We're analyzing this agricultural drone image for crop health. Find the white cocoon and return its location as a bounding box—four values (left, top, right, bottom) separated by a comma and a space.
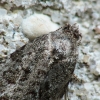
22, 13, 59, 40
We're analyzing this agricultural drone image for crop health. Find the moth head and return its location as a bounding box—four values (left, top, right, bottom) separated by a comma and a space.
63, 23, 82, 45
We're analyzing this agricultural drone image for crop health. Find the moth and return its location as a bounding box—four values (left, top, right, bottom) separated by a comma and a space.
0, 23, 81, 100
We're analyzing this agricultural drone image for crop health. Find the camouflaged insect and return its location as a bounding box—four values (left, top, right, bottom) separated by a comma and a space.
0, 23, 81, 100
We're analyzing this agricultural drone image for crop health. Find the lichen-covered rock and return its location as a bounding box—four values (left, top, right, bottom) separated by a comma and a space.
0, 24, 81, 100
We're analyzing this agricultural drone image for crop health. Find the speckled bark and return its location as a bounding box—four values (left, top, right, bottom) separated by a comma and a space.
0, 24, 81, 100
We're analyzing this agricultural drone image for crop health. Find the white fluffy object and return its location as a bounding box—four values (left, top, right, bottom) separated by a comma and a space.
22, 13, 59, 40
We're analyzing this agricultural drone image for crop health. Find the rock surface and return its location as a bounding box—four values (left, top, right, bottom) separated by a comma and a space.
22, 13, 59, 41
0, 0, 100, 100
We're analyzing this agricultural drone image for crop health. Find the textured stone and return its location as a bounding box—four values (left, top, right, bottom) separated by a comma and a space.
0, 0, 100, 100
22, 13, 59, 41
